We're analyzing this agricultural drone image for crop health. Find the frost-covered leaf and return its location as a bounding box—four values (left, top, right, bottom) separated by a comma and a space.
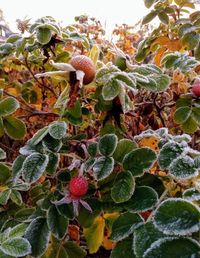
113, 139, 137, 163
47, 205, 68, 240
28, 126, 49, 145
3, 116, 26, 140
133, 221, 164, 258
111, 171, 135, 203
0, 97, 19, 117
102, 79, 121, 101
169, 155, 198, 180
10, 189, 22, 206
0, 148, 6, 160
49, 121, 67, 139
93, 156, 114, 180
123, 148, 157, 177
64, 241, 87, 258
0, 189, 11, 205
98, 134, 118, 156
36, 27, 52, 45
143, 237, 200, 258
154, 198, 200, 235
183, 188, 200, 202
46, 153, 60, 175
0, 163, 10, 184
110, 212, 143, 241
110, 237, 136, 258
87, 143, 98, 157
12, 155, 26, 181
8, 223, 27, 238
0, 238, 31, 257
25, 217, 50, 257
22, 153, 49, 183
124, 186, 158, 212
158, 141, 184, 169
174, 107, 191, 124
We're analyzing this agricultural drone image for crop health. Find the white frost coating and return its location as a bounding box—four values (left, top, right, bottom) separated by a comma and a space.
155, 127, 168, 137
35, 71, 68, 78
49, 60, 76, 71
143, 237, 200, 258
173, 134, 192, 143
168, 154, 198, 180
183, 188, 200, 201
153, 198, 200, 236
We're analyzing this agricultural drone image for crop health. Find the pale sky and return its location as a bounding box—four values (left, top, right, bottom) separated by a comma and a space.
0, 0, 148, 34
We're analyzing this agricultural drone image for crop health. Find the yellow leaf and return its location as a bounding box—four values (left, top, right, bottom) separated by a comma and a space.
102, 229, 116, 250
151, 36, 182, 51
153, 47, 166, 67
138, 136, 160, 152
89, 44, 100, 66
83, 216, 105, 254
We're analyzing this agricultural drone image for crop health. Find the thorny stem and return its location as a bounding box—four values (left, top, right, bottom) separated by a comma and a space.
24, 54, 57, 97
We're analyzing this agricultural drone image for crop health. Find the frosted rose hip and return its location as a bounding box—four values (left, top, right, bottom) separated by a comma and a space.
69, 176, 88, 197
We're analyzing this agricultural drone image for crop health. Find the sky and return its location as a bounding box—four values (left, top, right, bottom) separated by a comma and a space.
0, 0, 148, 35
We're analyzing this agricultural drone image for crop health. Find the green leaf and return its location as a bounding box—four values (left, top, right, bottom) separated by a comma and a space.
0, 97, 19, 117
49, 121, 67, 139
98, 134, 118, 156
153, 74, 170, 92
142, 11, 157, 25
143, 237, 200, 258
3, 116, 26, 140
0, 148, 6, 160
78, 199, 102, 228
102, 79, 121, 101
111, 171, 135, 203
158, 142, 184, 169
0, 118, 4, 137
42, 134, 62, 152
46, 153, 59, 175
154, 198, 200, 235
0, 238, 31, 257
25, 217, 50, 257
144, 0, 156, 8
41, 237, 68, 258
134, 221, 164, 258
174, 106, 191, 124
158, 12, 169, 24
181, 116, 198, 133
93, 156, 114, 180
113, 139, 137, 163
29, 126, 49, 145
36, 27, 52, 45
0, 189, 11, 205
12, 155, 26, 181
0, 163, 10, 184
47, 205, 68, 240
192, 107, 200, 124
110, 238, 136, 258
87, 143, 98, 157
183, 188, 200, 202
110, 212, 143, 241
123, 148, 157, 177
182, 31, 199, 50
64, 241, 87, 258
8, 223, 27, 238
22, 153, 49, 183
10, 189, 22, 206
124, 186, 158, 212
169, 155, 198, 180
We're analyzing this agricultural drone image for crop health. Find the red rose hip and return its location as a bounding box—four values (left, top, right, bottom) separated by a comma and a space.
192, 80, 200, 97
69, 176, 88, 197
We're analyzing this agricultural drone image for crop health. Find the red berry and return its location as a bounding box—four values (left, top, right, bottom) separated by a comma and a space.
140, 211, 151, 221
192, 81, 200, 97
69, 176, 88, 197
70, 55, 96, 85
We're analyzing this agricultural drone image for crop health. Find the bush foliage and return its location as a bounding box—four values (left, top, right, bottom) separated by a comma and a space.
0, 0, 200, 257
